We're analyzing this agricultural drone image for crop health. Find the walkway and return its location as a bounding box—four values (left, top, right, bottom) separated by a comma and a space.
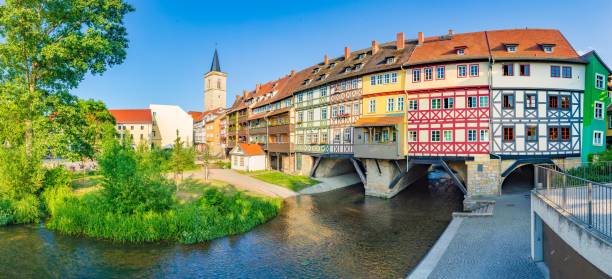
409, 191, 544, 279
184, 169, 297, 199
299, 173, 361, 195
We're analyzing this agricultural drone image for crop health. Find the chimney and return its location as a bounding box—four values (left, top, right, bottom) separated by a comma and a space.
344, 47, 350, 60
242, 90, 247, 98
255, 84, 261, 92
290, 69, 296, 76
418, 32, 424, 46
323, 54, 329, 65
448, 29, 454, 36
396, 32, 405, 50
371, 40, 379, 54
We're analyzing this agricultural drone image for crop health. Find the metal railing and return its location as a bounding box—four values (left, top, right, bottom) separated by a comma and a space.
534, 165, 612, 239
540, 161, 612, 184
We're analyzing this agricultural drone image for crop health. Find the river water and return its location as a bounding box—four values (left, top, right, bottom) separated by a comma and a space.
0, 173, 461, 279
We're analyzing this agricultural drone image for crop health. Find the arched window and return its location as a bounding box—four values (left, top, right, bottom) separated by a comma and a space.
217, 79, 221, 89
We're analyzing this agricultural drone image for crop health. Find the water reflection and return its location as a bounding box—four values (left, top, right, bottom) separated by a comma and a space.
0, 172, 461, 279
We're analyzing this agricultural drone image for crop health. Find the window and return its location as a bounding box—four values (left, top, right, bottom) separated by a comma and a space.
140, 125, 144, 130
548, 96, 558, 109
332, 106, 337, 117
457, 48, 465, 55
443, 98, 454, 109
386, 98, 395, 111
502, 64, 514, 76
543, 46, 553, 53
370, 75, 377, 86
467, 130, 477, 142
368, 99, 376, 113
321, 132, 328, 144
386, 57, 395, 64
561, 127, 570, 141
525, 94, 536, 109
562, 66, 572, 78
519, 64, 530, 76
424, 67, 433, 81
431, 98, 441, 109
296, 94, 303, 103
596, 74, 605, 90
397, 97, 404, 111
469, 64, 479, 77
338, 105, 345, 115
297, 112, 304, 122
467, 96, 477, 108
391, 73, 398, 83
479, 130, 489, 142
549, 127, 559, 141
550, 66, 561, 78
431, 131, 441, 142
357, 53, 365, 59
595, 101, 604, 120
343, 128, 352, 144
594, 131, 604, 146
479, 96, 489, 107
413, 69, 421, 82
384, 73, 390, 84
321, 107, 328, 119
408, 100, 418, 111
457, 65, 467, 78
307, 110, 314, 121
436, 66, 445, 79
130, 126, 134, 130
443, 130, 453, 142
408, 131, 417, 142
297, 135, 304, 144
240, 157, 244, 166
502, 94, 514, 109
353, 103, 359, 114
503, 127, 514, 141
526, 126, 537, 141
560, 96, 570, 109
140, 134, 144, 140
506, 45, 517, 52
320, 87, 328, 96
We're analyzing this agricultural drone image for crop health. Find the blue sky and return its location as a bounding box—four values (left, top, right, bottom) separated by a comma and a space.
73, 0, 612, 112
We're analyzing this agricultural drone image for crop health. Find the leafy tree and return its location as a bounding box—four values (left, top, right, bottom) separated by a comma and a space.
169, 131, 195, 185
0, 0, 133, 212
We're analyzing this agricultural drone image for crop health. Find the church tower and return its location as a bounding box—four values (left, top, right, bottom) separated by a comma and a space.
204, 49, 227, 111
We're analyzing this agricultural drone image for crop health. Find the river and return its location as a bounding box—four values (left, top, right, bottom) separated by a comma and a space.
0, 173, 462, 278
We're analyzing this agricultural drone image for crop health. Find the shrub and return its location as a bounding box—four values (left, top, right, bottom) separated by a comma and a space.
0, 199, 14, 226
11, 195, 41, 224
98, 139, 175, 214
46, 187, 281, 244
0, 146, 45, 199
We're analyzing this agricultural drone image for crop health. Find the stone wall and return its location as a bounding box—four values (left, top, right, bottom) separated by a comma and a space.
364, 159, 428, 198
465, 155, 502, 196
314, 158, 354, 177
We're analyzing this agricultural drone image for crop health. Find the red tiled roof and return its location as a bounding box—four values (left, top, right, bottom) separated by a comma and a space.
485, 29, 580, 61
188, 111, 203, 121
109, 109, 152, 124
408, 31, 489, 65
237, 143, 265, 156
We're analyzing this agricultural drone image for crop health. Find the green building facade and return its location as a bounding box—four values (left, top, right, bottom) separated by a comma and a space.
580, 51, 611, 161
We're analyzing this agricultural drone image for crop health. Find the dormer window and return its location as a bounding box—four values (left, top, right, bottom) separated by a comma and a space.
357, 53, 366, 60
343, 67, 351, 73
504, 43, 518, 53
539, 43, 556, 53
312, 68, 320, 74
354, 63, 363, 70
385, 57, 396, 64
329, 62, 336, 68
317, 74, 328, 81
454, 46, 467, 55
302, 79, 311, 85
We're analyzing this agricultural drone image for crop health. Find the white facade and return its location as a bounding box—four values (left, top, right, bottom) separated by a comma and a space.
229, 150, 266, 171
491, 62, 585, 90
149, 104, 194, 148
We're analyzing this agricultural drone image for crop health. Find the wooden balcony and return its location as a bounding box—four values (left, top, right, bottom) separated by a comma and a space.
267, 142, 292, 153
249, 126, 267, 135
268, 124, 291, 134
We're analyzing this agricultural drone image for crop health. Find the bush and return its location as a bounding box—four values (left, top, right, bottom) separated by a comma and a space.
11, 195, 41, 224
0, 199, 14, 226
98, 139, 175, 214
0, 146, 45, 199
46, 187, 281, 243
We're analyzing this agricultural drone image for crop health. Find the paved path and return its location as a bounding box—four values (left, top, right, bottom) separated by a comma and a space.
299, 173, 361, 195
184, 169, 297, 199
410, 191, 544, 279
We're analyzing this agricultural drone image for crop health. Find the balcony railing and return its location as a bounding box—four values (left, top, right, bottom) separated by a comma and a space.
534, 165, 612, 239
267, 142, 291, 152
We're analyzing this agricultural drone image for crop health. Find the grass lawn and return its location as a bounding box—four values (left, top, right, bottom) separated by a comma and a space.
246, 170, 319, 192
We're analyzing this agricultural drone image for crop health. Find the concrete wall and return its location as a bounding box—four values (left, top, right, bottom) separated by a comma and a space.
150, 104, 194, 148
314, 158, 354, 177
531, 192, 612, 276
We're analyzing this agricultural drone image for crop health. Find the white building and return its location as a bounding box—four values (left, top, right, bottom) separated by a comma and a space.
149, 104, 194, 148
230, 143, 266, 171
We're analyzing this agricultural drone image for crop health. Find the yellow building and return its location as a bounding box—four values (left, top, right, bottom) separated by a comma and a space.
109, 109, 160, 147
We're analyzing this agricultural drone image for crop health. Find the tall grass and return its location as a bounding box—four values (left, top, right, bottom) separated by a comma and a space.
45, 186, 281, 244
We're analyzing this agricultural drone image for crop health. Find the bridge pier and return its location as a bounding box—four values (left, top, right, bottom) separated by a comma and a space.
363, 159, 429, 198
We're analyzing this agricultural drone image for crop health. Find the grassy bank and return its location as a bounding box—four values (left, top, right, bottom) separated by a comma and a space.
45, 180, 281, 244
242, 170, 319, 191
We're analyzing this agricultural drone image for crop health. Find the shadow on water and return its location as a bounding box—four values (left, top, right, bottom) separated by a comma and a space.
0, 171, 462, 279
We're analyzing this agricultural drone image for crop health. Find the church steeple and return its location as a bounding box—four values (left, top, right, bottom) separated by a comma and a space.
210, 49, 221, 72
